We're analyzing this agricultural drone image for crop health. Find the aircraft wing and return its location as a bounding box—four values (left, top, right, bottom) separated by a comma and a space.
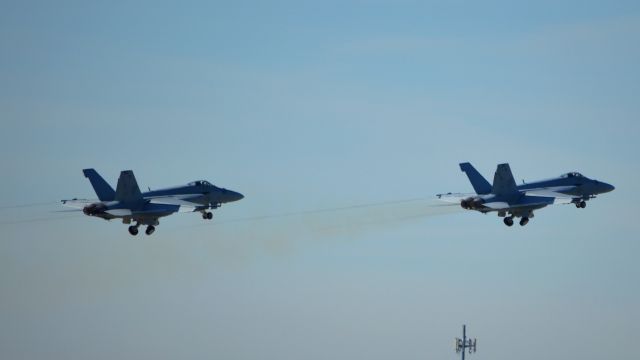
106, 207, 180, 217
481, 201, 550, 210
147, 195, 203, 212
524, 186, 578, 199
482, 202, 511, 209
61, 198, 98, 209
435, 193, 475, 203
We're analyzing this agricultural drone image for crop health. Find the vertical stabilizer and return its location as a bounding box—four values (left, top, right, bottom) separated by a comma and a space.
82, 169, 116, 201
492, 163, 517, 195
459, 163, 492, 194
115, 170, 143, 202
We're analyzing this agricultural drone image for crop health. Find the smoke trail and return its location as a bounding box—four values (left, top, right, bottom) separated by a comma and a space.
0, 201, 59, 211
0, 197, 463, 237
201, 197, 439, 226
157, 197, 463, 266
0, 200, 84, 226
0, 214, 84, 225
171, 197, 462, 241
300, 198, 462, 237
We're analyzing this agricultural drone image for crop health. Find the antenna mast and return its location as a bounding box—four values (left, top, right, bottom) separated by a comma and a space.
455, 325, 477, 360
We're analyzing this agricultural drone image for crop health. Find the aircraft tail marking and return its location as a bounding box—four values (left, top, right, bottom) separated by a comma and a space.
459, 162, 492, 194
492, 163, 517, 195
115, 170, 143, 203
82, 169, 116, 201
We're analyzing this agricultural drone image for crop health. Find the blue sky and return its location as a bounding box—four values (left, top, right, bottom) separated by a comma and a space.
1, 1, 639, 359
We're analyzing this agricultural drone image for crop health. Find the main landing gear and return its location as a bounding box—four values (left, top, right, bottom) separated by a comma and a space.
575, 200, 587, 208
128, 223, 156, 236
503, 217, 514, 227
128, 225, 139, 235
502, 216, 530, 227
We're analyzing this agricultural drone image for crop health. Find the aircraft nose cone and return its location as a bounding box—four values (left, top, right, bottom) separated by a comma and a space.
597, 181, 614, 193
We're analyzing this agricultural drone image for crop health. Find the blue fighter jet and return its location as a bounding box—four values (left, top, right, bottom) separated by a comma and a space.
62, 169, 244, 235
437, 163, 614, 226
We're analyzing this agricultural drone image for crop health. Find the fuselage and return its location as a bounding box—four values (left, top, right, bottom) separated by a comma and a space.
516, 172, 615, 198
67, 168, 245, 235
459, 172, 614, 214
144, 180, 244, 207
84, 180, 244, 221
448, 162, 615, 226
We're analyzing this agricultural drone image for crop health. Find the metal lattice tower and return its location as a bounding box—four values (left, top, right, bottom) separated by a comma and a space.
455, 325, 477, 360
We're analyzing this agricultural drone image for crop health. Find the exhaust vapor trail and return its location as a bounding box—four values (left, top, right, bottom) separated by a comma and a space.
181, 197, 462, 237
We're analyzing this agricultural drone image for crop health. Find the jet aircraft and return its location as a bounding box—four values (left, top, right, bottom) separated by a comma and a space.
62, 169, 244, 235
437, 162, 614, 226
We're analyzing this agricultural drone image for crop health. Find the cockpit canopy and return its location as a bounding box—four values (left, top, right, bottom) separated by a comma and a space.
188, 180, 212, 186
560, 172, 584, 178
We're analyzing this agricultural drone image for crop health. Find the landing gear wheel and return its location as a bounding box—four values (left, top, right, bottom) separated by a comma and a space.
579, 201, 587, 208
519, 217, 529, 226
145, 225, 155, 235
503, 217, 514, 227
206, 212, 213, 220
128, 226, 139, 236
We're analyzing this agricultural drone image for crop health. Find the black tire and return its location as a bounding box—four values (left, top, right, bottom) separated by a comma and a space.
580, 201, 587, 208
128, 226, 139, 236
503, 217, 514, 227
519, 217, 529, 226
206, 212, 213, 220
145, 225, 155, 235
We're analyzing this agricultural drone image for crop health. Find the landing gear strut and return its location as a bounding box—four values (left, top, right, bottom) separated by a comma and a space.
503, 217, 514, 227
